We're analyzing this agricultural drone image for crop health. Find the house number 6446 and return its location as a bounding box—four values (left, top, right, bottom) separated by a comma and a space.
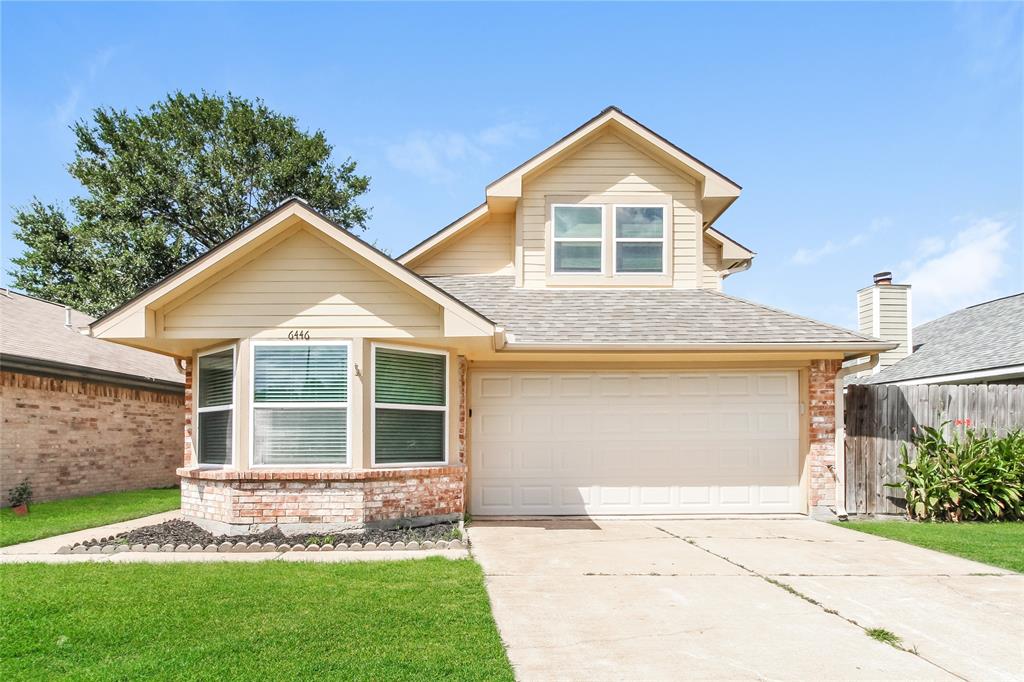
287, 330, 311, 340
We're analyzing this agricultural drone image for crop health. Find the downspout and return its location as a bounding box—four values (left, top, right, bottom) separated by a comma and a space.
832, 354, 880, 520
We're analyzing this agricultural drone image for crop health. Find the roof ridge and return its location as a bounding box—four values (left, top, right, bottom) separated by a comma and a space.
705, 289, 880, 342
965, 291, 1024, 309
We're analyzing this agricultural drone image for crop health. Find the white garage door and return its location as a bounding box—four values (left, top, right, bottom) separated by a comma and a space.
470, 371, 801, 515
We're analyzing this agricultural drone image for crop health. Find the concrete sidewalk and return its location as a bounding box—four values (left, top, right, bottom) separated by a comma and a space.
470, 518, 1023, 681
0, 510, 182, 555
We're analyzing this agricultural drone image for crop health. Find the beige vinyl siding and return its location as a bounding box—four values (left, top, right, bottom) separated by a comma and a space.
412, 216, 514, 276
162, 228, 442, 338
857, 288, 874, 338
519, 132, 701, 288
855, 284, 910, 374
877, 286, 910, 370
701, 236, 723, 290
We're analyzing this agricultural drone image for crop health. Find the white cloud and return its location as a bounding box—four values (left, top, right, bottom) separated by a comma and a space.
902, 218, 1014, 323
52, 47, 116, 129
791, 217, 889, 265
386, 121, 534, 183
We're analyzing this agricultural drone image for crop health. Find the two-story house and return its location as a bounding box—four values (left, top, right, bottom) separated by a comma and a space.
90, 107, 893, 532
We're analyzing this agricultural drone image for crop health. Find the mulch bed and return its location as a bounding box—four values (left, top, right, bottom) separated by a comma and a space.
74, 518, 463, 549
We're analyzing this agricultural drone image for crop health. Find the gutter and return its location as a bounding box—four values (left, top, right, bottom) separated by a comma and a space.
499, 341, 897, 355
0, 354, 185, 394
832, 354, 880, 520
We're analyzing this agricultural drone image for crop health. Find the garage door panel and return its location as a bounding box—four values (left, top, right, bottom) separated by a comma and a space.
471, 371, 801, 515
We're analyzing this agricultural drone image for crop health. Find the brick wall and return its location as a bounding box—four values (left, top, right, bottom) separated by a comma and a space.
1, 371, 185, 502
807, 359, 841, 513
179, 466, 466, 533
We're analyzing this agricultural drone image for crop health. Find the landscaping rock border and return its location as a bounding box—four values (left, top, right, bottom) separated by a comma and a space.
59, 518, 467, 554
56, 538, 466, 554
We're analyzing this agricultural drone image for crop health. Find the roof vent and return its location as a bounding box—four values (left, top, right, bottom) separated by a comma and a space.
873, 271, 893, 286
64, 305, 73, 329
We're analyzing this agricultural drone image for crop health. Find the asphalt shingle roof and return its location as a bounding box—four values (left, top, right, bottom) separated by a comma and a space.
862, 292, 1024, 384
1, 291, 183, 384
426, 275, 881, 346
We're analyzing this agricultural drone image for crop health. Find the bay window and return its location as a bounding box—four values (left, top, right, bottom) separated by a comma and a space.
614, 206, 666, 273
373, 345, 448, 466
552, 205, 604, 273
196, 347, 235, 466
251, 342, 350, 466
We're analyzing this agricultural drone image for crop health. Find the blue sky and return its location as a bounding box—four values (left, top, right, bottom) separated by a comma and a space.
2, 1, 1021, 328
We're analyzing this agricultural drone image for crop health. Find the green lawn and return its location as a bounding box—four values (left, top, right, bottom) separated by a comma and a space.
0, 488, 180, 547
0, 558, 513, 681
840, 521, 1024, 573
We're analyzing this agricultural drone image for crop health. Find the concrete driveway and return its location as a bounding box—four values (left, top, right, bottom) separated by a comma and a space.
468, 518, 1023, 681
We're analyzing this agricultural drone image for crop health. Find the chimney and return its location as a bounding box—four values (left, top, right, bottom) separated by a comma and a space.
64, 305, 73, 329
857, 271, 912, 374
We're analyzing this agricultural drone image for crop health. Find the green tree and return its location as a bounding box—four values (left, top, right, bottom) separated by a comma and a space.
9, 91, 370, 315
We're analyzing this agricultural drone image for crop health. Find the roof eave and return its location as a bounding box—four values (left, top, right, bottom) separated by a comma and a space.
499, 341, 898, 356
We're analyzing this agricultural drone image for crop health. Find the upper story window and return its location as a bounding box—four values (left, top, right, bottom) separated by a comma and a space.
614, 206, 666, 274
552, 205, 604, 274
196, 346, 235, 466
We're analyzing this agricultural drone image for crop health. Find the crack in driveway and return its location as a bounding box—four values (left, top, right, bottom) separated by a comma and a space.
654, 526, 970, 682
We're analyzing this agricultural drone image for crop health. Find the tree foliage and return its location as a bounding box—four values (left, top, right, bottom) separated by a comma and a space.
10, 91, 370, 315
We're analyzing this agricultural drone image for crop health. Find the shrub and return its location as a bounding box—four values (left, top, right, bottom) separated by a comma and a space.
889, 425, 1024, 522
8, 479, 33, 508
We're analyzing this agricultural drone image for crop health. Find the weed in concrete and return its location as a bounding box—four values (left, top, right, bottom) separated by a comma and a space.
867, 628, 903, 648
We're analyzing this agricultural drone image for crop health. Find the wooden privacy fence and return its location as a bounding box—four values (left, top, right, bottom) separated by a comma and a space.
844, 383, 1024, 516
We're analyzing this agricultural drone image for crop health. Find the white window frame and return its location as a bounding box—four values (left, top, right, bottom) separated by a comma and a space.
371, 343, 449, 468
550, 203, 606, 275
248, 339, 353, 469
195, 343, 236, 468
613, 204, 668, 275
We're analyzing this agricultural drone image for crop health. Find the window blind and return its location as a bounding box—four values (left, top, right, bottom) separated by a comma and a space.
252, 344, 349, 466
374, 348, 445, 406
198, 349, 234, 408
374, 408, 445, 464
254, 345, 347, 403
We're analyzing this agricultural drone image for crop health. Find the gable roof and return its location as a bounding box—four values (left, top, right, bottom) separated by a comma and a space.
1, 291, 182, 388
90, 198, 496, 351
862, 292, 1024, 384
485, 106, 741, 205
425, 275, 893, 355
399, 107, 749, 266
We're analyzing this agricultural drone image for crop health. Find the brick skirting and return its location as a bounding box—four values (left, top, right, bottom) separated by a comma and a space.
178, 466, 466, 534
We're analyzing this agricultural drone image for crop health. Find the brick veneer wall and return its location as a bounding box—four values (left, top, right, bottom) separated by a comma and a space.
179, 467, 466, 533
807, 359, 841, 513
1, 371, 184, 502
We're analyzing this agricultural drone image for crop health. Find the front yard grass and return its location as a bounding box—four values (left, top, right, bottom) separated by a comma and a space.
0, 558, 513, 681
840, 520, 1024, 573
0, 488, 180, 547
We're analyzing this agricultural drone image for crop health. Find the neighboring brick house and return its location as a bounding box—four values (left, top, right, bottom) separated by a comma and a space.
89, 107, 895, 531
1, 291, 185, 503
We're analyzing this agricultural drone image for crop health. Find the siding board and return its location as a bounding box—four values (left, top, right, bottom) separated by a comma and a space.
163, 229, 442, 337
413, 216, 514, 276
520, 132, 701, 288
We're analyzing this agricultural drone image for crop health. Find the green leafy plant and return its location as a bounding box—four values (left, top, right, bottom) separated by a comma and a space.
8, 479, 33, 508
888, 425, 1024, 522
866, 628, 902, 647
